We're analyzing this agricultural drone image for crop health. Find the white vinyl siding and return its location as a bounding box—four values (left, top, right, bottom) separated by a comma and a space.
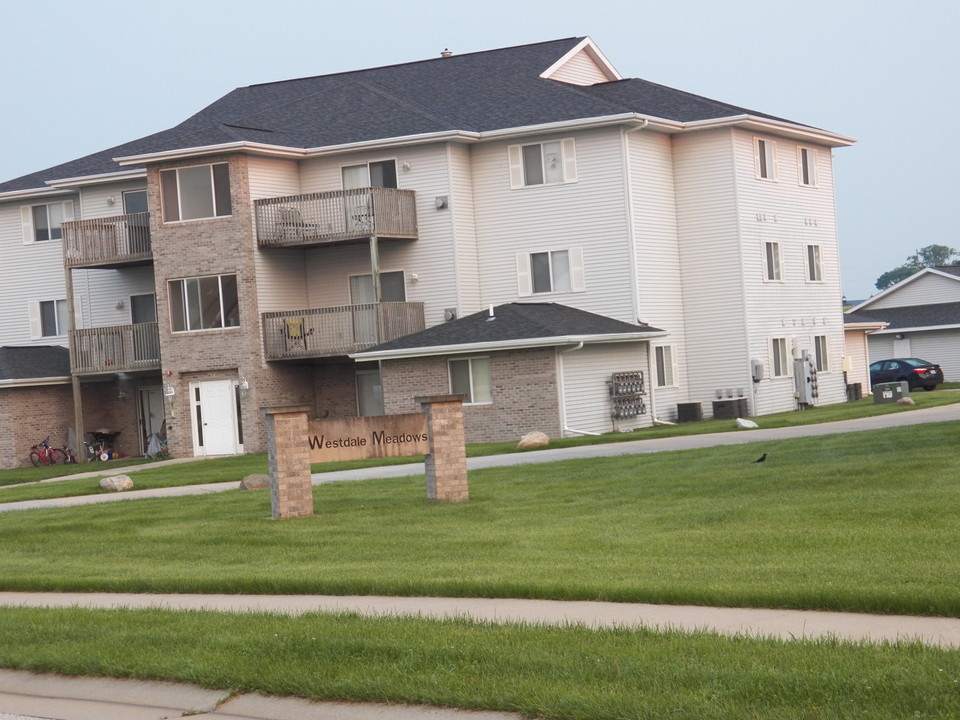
861, 272, 960, 310
508, 138, 577, 189
560, 343, 651, 434
21, 200, 74, 244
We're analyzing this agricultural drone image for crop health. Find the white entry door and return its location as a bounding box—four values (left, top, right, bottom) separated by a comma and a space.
191, 379, 241, 456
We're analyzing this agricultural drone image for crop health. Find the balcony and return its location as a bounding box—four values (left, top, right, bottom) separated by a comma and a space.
63, 213, 152, 269
255, 188, 418, 249
263, 302, 425, 360
71, 322, 160, 375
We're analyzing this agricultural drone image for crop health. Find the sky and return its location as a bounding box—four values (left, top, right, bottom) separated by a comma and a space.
2, 0, 957, 300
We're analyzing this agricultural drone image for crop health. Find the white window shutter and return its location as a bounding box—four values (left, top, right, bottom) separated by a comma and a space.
562, 138, 577, 182
28, 301, 41, 339
62, 200, 74, 222
516, 253, 532, 296
73, 294, 83, 329
569, 247, 585, 292
508, 145, 524, 189
21, 206, 34, 245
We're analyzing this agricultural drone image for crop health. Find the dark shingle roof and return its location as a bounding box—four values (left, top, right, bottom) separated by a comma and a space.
845, 302, 960, 330
355, 303, 663, 356
0, 37, 817, 195
0, 346, 70, 381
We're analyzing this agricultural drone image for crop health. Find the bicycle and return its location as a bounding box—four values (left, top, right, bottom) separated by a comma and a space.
29, 437, 64, 466
57, 443, 79, 464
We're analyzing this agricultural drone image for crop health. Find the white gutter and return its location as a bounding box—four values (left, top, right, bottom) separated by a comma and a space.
0, 186, 75, 202
46, 168, 146, 189
871, 323, 960, 335
350, 330, 668, 362
0, 376, 71, 388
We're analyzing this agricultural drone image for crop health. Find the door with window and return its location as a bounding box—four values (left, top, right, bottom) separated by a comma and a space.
356, 370, 384, 417
190, 379, 242, 456
138, 387, 164, 455
342, 160, 397, 232
349, 270, 405, 345
123, 190, 150, 254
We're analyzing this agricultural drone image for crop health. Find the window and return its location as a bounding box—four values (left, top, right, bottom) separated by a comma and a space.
771, 338, 789, 377
764, 241, 782, 281
160, 163, 231, 222
755, 138, 776, 180
806, 244, 823, 282
169, 274, 239, 332
342, 160, 398, 189
813, 335, 829, 372
349, 270, 406, 303
122, 190, 148, 214
517, 248, 584, 296
449, 357, 491, 404
655, 345, 677, 388
508, 138, 577, 188
798, 147, 817, 186
21, 200, 73, 244
40, 299, 68, 337
130, 293, 157, 324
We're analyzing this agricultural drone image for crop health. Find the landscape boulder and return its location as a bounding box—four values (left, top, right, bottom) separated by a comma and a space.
896, 396, 917, 406
735, 418, 759, 429
99, 475, 133, 492
518, 431, 550, 449
240, 473, 271, 490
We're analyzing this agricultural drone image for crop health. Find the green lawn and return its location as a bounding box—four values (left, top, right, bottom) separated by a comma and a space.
2, 416, 960, 718
0, 606, 956, 720
2, 388, 959, 503
1, 422, 958, 617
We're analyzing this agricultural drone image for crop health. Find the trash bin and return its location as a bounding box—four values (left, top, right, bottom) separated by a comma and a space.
872, 381, 908, 404
846, 382, 862, 402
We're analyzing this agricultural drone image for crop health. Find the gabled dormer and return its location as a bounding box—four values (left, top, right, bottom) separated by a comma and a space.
539, 37, 622, 86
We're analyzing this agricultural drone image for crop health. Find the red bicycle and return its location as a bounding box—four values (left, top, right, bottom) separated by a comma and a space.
29, 437, 65, 466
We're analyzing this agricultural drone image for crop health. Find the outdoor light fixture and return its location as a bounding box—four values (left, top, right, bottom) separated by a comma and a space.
238, 377, 249, 397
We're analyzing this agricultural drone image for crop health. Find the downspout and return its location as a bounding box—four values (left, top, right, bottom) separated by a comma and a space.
558, 342, 602, 437
645, 340, 667, 426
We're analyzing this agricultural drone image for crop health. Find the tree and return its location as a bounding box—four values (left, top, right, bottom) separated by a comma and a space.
874, 244, 960, 291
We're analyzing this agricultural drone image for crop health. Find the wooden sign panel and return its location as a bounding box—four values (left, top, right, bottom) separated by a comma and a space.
307, 413, 429, 463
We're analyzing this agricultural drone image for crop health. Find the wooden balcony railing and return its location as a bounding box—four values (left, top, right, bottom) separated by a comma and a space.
71, 322, 160, 375
255, 188, 418, 248
263, 302, 425, 360
63, 212, 152, 268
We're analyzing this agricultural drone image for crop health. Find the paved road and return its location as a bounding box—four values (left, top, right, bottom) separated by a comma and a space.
3, 402, 959, 513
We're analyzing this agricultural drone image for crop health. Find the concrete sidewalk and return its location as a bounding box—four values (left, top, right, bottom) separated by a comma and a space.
3, 402, 960, 513
1, 590, 959, 720
2, 403, 960, 718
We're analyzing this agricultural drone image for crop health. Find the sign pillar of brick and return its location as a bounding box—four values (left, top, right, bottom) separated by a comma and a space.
416, 394, 469, 502
261, 405, 314, 519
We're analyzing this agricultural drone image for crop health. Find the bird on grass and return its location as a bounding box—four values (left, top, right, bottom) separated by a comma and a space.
753, 453, 767, 463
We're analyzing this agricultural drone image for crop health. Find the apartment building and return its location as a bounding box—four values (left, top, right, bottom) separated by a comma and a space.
0, 37, 854, 466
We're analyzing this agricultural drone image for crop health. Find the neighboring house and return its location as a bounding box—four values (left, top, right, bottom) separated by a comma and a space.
845, 266, 960, 381
0, 37, 855, 465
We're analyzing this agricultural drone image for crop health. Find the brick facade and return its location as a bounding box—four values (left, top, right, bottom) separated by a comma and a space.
381, 348, 561, 444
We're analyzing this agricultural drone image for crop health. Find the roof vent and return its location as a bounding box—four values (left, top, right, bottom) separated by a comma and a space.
440, 48, 453, 58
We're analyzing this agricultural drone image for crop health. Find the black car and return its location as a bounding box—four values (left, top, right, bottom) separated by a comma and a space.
869, 358, 944, 391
